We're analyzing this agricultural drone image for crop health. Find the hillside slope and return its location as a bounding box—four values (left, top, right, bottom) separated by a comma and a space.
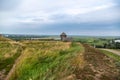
0, 36, 12, 41
6, 41, 85, 80
0, 39, 120, 80
0, 37, 23, 80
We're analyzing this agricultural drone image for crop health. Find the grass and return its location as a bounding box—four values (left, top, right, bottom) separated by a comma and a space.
1, 36, 119, 80
100, 50, 120, 61
100, 49, 120, 67
0, 36, 12, 41
0, 41, 23, 74
73, 37, 111, 48
113, 49, 120, 52
8, 41, 85, 80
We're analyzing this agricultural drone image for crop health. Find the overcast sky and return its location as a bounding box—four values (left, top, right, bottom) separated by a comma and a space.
0, 0, 120, 36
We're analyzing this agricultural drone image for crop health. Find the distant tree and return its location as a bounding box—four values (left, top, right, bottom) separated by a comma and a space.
115, 42, 120, 49
103, 43, 107, 48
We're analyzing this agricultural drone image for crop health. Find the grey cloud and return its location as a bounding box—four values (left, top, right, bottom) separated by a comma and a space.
0, 0, 21, 11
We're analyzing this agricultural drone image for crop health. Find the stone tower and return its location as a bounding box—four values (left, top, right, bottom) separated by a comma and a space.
60, 32, 67, 41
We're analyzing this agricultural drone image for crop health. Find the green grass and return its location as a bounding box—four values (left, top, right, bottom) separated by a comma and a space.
73, 37, 109, 48
100, 50, 120, 61
0, 41, 23, 74
100, 49, 120, 71
9, 41, 85, 80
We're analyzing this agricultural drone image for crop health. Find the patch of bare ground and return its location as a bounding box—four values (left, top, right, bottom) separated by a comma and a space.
0, 40, 24, 80
74, 44, 119, 80
0, 70, 6, 80
61, 74, 76, 80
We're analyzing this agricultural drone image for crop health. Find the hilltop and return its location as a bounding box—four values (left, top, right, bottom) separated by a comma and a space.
0, 37, 120, 80
0, 36, 12, 41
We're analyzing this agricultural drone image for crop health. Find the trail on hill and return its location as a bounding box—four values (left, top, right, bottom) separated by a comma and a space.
101, 49, 120, 56
0, 37, 21, 80
5, 49, 24, 80
5, 42, 25, 80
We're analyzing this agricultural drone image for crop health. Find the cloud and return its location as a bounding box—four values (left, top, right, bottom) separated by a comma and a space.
0, 0, 120, 35
7, 3, 116, 24
94, 3, 115, 10
0, 0, 116, 24
0, 0, 22, 11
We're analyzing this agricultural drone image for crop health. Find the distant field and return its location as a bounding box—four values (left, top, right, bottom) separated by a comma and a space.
73, 37, 109, 46
73, 36, 120, 49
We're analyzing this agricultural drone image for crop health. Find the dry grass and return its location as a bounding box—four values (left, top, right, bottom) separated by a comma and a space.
0, 37, 23, 80
7, 41, 84, 80
1, 36, 119, 80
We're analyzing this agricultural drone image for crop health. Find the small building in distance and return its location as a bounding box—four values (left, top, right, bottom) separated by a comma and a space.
60, 32, 67, 41
114, 40, 120, 43
60, 32, 72, 42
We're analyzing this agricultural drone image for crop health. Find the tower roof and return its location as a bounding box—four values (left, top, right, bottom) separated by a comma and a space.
60, 32, 67, 36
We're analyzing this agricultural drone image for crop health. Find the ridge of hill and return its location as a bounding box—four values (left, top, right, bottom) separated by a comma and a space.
6, 41, 85, 80
0, 39, 120, 80
0, 36, 12, 41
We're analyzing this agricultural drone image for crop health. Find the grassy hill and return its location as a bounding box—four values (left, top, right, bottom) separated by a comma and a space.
0, 37, 120, 80
6, 41, 85, 80
0, 37, 23, 80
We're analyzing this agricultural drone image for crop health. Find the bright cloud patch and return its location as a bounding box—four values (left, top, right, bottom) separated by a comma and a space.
0, 0, 120, 35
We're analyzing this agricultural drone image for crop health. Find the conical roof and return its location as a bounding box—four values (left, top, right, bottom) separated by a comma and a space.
60, 32, 66, 36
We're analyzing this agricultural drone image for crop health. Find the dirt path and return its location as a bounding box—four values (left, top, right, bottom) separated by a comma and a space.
5, 48, 25, 80
79, 44, 120, 80
5, 42, 25, 80
101, 49, 120, 56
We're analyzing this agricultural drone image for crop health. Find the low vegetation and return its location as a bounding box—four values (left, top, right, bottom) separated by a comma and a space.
74, 44, 120, 80
73, 37, 120, 49
0, 36, 120, 80
0, 37, 23, 79
7, 41, 85, 80
100, 50, 120, 61
100, 49, 120, 79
